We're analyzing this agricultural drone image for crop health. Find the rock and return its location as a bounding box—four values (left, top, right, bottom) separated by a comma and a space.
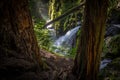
107, 9, 120, 24
100, 59, 112, 70
103, 34, 120, 59
105, 24, 120, 37
99, 58, 120, 80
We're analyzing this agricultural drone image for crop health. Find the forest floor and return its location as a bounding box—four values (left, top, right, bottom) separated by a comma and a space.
0, 48, 75, 80
39, 49, 74, 80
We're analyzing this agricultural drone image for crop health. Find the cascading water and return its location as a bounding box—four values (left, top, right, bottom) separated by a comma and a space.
46, 23, 111, 69
100, 59, 111, 70
54, 26, 80, 47
50, 26, 81, 55
46, 20, 57, 41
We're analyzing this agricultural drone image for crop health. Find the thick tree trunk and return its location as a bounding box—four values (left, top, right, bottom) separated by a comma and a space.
0, 0, 42, 79
72, 0, 108, 80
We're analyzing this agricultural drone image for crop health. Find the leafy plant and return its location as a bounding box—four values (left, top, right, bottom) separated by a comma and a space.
67, 47, 77, 58
33, 19, 52, 49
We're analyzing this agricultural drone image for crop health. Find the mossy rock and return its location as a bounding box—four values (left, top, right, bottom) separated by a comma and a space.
99, 58, 120, 80
103, 34, 120, 59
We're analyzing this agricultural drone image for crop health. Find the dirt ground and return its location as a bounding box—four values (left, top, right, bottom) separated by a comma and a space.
0, 48, 74, 80
39, 49, 74, 80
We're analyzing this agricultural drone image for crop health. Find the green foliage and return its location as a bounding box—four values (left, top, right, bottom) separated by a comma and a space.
67, 47, 77, 58
102, 41, 109, 54
33, 19, 52, 49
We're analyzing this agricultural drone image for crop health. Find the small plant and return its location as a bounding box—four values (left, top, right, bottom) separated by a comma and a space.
67, 47, 77, 58
33, 18, 52, 50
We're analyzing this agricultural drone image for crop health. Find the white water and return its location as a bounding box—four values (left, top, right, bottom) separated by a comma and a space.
46, 20, 53, 29
100, 59, 112, 70
50, 26, 80, 54
54, 26, 80, 47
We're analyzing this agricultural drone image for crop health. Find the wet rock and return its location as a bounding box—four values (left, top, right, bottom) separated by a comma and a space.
99, 58, 120, 80
107, 9, 120, 24
105, 24, 120, 37
104, 35, 120, 59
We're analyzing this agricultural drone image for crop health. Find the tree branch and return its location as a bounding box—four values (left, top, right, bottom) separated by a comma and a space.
43, 1, 85, 27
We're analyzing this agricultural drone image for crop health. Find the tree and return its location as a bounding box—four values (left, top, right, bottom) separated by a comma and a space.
0, 0, 42, 79
72, 0, 108, 80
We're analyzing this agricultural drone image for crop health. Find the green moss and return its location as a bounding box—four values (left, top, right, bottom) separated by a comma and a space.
109, 35, 120, 55
102, 40, 109, 57
103, 34, 120, 59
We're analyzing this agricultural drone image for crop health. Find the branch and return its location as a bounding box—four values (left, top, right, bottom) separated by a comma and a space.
43, 1, 85, 27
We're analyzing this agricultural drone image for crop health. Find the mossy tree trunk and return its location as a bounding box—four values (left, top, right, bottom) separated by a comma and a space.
49, 0, 82, 36
0, 0, 42, 79
72, 0, 108, 80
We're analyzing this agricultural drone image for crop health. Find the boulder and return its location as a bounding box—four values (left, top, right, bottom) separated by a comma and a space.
105, 24, 120, 37
99, 58, 120, 80
103, 34, 120, 59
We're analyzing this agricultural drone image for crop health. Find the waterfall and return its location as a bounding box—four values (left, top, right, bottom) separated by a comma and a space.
100, 59, 112, 70
46, 23, 112, 69
50, 26, 81, 55
54, 26, 80, 47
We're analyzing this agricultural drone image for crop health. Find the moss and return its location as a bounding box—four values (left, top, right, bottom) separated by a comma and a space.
102, 40, 109, 58
49, 0, 82, 36
103, 34, 120, 59
109, 35, 120, 55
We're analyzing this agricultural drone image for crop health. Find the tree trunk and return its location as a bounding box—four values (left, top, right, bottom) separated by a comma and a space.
72, 0, 108, 80
0, 0, 42, 79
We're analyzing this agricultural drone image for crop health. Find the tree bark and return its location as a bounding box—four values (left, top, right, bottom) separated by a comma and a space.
0, 0, 42, 79
72, 0, 108, 80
